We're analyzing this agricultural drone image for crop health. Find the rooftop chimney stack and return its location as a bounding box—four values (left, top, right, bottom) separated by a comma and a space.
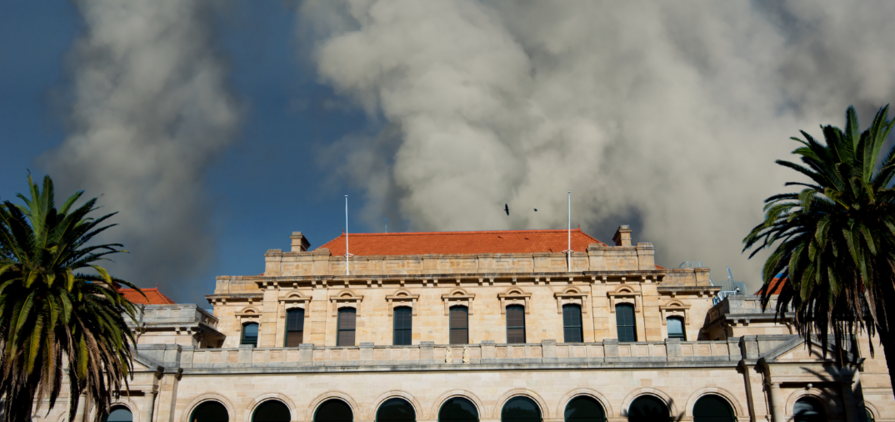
290, 232, 311, 252
613, 225, 632, 247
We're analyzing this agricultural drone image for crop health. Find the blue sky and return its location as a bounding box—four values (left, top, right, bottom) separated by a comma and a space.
2, 1, 893, 304
1, 0, 373, 302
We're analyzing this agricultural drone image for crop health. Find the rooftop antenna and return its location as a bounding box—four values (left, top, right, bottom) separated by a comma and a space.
565, 191, 572, 272
345, 195, 352, 276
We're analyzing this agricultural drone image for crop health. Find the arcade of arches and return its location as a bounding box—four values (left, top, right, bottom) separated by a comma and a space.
178, 394, 745, 422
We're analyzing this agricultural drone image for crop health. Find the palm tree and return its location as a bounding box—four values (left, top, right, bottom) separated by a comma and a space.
0, 175, 143, 422
743, 105, 895, 390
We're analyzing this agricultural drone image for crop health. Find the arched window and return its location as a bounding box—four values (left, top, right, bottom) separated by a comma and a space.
793, 397, 826, 422
337, 308, 356, 346
506, 305, 526, 344
253, 401, 291, 422
190, 401, 229, 422
562, 304, 583, 343
315, 400, 353, 422
627, 396, 668, 422
104, 406, 133, 422
693, 395, 734, 422
450, 306, 469, 345
394, 307, 413, 346
241, 323, 259, 346
285, 308, 304, 347
376, 398, 416, 422
501, 397, 541, 422
615, 304, 636, 342
667, 317, 685, 340
564, 396, 605, 422
439, 397, 478, 422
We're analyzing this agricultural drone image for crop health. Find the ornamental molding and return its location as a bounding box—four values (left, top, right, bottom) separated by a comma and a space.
554, 286, 589, 314
497, 287, 532, 314
441, 288, 475, 316
385, 289, 420, 316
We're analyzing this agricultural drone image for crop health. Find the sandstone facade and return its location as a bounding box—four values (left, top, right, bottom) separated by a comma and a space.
29, 227, 894, 422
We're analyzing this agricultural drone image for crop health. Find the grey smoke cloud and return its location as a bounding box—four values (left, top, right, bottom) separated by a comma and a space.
300, 0, 895, 289
42, 0, 241, 301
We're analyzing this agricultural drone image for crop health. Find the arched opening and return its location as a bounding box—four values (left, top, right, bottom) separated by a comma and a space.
376, 398, 416, 422
627, 396, 668, 422
450, 306, 469, 345
865, 408, 875, 422
793, 397, 826, 422
693, 395, 734, 422
666, 317, 685, 340
337, 308, 357, 346
615, 304, 636, 342
564, 396, 606, 422
285, 308, 304, 347
190, 401, 229, 422
241, 322, 259, 346
439, 397, 478, 422
501, 397, 541, 422
315, 399, 353, 422
562, 305, 583, 343
506, 305, 526, 344
252, 401, 291, 422
104, 406, 133, 422
394, 307, 413, 346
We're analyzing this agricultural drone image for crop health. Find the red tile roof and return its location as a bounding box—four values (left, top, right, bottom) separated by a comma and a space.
119, 287, 176, 305
755, 277, 786, 295
315, 228, 607, 257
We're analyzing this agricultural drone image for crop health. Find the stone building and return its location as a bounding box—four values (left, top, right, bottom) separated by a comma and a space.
32, 227, 894, 422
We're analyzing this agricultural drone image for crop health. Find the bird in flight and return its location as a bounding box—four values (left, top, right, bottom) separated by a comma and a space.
504, 204, 509, 215
534, 208, 538, 212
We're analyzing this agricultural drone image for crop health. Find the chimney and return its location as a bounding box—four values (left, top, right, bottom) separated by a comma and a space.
613, 225, 632, 247
290, 232, 311, 252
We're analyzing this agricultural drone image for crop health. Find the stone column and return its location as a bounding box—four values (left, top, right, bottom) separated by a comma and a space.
766, 382, 784, 422
840, 380, 860, 422
141, 389, 157, 422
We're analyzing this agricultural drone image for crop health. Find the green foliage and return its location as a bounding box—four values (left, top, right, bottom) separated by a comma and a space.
744, 105, 895, 363
0, 175, 144, 422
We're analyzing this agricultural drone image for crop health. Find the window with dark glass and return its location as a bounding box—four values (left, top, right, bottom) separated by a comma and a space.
667, 317, 686, 341
506, 305, 526, 344
393, 307, 413, 346
337, 308, 356, 346
501, 397, 541, 422
450, 306, 469, 344
285, 308, 304, 347
191, 401, 230, 422
241, 322, 259, 346
627, 396, 668, 422
564, 396, 605, 422
793, 398, 826, 422
693, 395, 735, 422
315, 400, 353, 422
253, 401, 291, 422
439, 397, 478, 422
104, 406, 133, 422
376, 398, 416, 422
615, 304, 636, 342
562, 304, 583, 343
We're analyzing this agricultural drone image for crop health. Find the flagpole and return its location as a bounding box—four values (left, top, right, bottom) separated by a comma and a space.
345, 195, 350, 276
567, 191, 571, 272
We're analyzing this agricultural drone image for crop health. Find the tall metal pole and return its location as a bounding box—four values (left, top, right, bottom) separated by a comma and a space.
567, 191, 571, 272
345, 195, 350, 276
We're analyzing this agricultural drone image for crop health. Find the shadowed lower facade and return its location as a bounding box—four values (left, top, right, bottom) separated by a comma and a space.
29, 227, 894, 422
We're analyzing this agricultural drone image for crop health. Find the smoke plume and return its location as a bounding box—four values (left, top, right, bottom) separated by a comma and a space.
43, 0, 241, 301
300, 0, 895, 289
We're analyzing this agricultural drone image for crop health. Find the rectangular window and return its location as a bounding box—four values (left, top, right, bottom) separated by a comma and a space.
337, 308, 356, 346
241, 322, 258, 346
667, 317, 686, 340
449, 306, 469, 344
616, 304, 637, 342
506, 305, 526, 343
285, 308, 304, 347
562, 304, 583, 343
393, 307, 413, 345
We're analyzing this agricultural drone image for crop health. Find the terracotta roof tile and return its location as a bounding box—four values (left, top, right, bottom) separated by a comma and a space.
119, 287, 176, 305
315, 228, 607, 257
755, 277, 786, 296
